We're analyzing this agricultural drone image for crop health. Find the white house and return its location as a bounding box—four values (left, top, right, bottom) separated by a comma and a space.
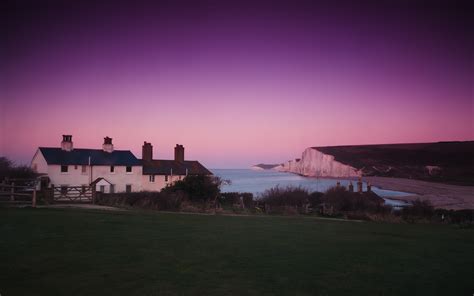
31, 135, 143, 193
140, 142, 212, 191
31, 135, 211, 193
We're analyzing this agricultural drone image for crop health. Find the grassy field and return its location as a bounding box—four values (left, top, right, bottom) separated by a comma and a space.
1, 208, 473, 295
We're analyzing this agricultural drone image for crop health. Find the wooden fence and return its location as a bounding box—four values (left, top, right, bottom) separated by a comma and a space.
1, 179, 95, 206
0, 179, 38, 207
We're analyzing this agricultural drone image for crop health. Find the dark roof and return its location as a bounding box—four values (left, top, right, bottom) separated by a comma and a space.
142, 159, 212, 175
39, 148, 141, 166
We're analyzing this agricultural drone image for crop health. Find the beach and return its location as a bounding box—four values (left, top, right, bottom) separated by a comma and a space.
366, 176, 474, 210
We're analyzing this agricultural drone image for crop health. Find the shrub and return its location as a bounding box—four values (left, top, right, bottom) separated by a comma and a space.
260, 186, 310, 214
323, 186, 386, 213
162, 175, 221, 202
0, 157, 37, 181
401, 199, 434, 222
432, 209, 474, 225
96, 191, 183, 211
220, 192, 241, 205
308, 191, 324, 207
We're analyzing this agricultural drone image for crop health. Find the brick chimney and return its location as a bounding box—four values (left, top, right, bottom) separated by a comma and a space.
61, 135, 73, 151
103, 137, 114, 153
174, 144, 184, 162
142, 141, 153, 162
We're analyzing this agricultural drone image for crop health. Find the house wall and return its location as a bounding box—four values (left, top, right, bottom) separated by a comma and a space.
32, 150, 143, 192
89, 165, 143, 192
141, 174, 185, 191
31, 150, 48, 174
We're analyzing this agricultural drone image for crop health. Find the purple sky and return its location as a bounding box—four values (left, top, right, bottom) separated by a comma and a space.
2, 0, 473, 168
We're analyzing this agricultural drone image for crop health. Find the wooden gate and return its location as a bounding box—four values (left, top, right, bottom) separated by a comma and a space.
52, 185, 94, 203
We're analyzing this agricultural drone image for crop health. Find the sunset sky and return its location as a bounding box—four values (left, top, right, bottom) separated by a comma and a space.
2, 0, 473, 168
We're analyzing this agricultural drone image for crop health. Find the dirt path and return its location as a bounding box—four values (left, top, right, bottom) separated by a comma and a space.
366, 177, 474, 210
37, 204, 127, 211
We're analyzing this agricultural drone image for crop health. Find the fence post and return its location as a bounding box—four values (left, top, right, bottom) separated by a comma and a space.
32, 188, 37, 208
10, 182, 15, 201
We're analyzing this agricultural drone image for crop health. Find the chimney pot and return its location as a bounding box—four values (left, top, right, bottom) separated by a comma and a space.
102, 137, 114, 153
61, 134, 73, 151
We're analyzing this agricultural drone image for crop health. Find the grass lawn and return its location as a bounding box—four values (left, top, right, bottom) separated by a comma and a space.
1, 208, 473, 295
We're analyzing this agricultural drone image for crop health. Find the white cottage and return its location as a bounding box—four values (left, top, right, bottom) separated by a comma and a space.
31, 135, 142, 193
31, 135, 212, 193
140, 142, 212, 191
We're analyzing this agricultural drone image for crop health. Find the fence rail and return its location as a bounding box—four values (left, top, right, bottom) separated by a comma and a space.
52, 185, 93, 203
0, 180, 37, 207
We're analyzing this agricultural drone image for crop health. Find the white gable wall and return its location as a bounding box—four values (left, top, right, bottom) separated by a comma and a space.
31, 149, 49, 174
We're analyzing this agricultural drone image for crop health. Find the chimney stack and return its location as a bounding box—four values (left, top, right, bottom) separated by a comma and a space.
142, 142, 153, 162
357, 177, 363, 193
348, 182, 354, 192
174, 144, 184, 162
103, 137, 114, 153
61, 135, 73, 151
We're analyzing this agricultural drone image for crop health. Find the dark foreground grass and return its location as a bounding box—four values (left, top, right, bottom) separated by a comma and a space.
1, 208, 473, 296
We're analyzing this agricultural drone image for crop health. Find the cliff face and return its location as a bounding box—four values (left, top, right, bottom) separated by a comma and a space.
280, 147, 361, 177
280, 142, 474, 185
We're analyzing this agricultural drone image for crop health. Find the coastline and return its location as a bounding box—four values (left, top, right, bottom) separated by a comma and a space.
283, 173, 473, 210
365, 176, 474, 210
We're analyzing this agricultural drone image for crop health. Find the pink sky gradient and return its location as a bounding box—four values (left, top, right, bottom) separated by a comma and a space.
2, 1, 473, 168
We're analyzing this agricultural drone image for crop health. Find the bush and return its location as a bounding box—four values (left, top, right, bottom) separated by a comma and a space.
162, 175, 221, 202
434, 209, 474, 224
96, 191, 184, 211
260, 186, 310, 214
220, 192, 254, 206
401, 199, 434, 222
323, 186, 386, 213
308, 191, 324, 207
0, 157, 37, 181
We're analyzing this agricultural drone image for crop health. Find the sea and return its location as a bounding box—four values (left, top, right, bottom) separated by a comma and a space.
211, 169, 411, 207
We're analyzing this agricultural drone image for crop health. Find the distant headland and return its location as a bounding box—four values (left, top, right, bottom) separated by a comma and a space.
250, 163, 283, 170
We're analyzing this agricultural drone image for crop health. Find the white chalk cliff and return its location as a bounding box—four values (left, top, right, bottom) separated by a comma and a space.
280, 147, 361, 177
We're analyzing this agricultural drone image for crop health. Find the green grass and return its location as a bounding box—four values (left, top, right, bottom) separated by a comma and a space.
1, 208, 473, 295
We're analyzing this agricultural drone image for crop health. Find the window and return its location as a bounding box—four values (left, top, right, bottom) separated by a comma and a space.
81, 165, 87, 173
61, 165, 68, 173
149, 175, 155, 182
110, 165, 115, 173
74, 165, 78, 170
110, 184, 115, 194
81, 185, 87, 194
165, 175, 169, 182
32, 164, 38, 172
125, 184, 132, 193
126, 166, 132, 173
100, 185, 105, 193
